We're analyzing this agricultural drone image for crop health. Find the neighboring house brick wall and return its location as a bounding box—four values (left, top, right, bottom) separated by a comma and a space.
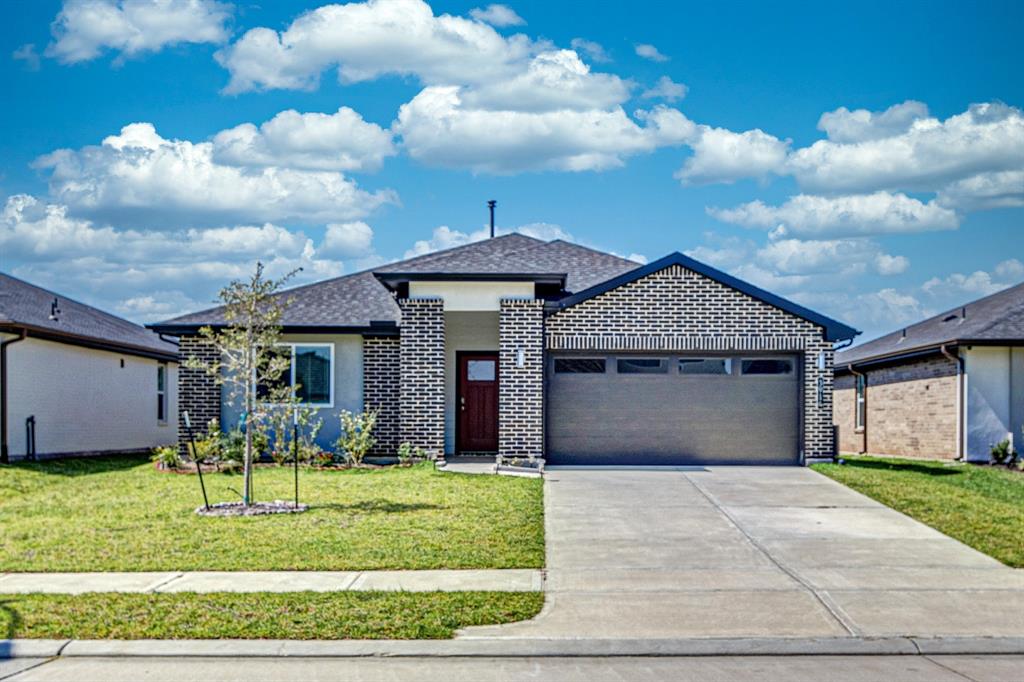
398, 298, 445, 458
177, 334, 220, 456
498, 299, 544, 459
364, 336, 400, 455
546, 263, 835, 460
833, 374, 865, 454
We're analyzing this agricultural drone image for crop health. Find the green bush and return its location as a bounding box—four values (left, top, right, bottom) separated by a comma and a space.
991, 439, 1018, 465
337, 409, 378, 466
151, 445, 181, 469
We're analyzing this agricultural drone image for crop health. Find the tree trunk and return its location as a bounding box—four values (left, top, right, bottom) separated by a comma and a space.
243, 418, 253, 506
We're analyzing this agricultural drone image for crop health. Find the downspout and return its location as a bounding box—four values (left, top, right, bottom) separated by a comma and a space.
848, 364, 866, 455
1, 328, 28, 464
940, 344, 964, 460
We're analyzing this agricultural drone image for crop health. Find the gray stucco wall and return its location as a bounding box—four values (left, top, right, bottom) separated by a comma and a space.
443, 311, 500, 454
220, 333, 363, 452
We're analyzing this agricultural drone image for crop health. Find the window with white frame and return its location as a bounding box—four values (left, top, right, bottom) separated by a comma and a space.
157, 364, 167, 423
855, 374, 866, 429
290, 344, 334, 406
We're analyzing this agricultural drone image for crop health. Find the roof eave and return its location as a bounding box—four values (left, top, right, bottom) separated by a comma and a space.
0, 322, 179, 362
147, 322, 399, 337
373, 271, 568, 292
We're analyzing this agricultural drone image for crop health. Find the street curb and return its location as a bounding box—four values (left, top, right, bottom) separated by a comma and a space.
4, 636, 1024, 658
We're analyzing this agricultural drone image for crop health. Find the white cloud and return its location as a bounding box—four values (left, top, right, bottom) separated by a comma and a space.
12, 43, 41, 70
936, 170, 1024, 211
874, 253, 910, 275
319, 221, 374, 257
817, 100, 929, 143
34, 122, 395, 227
922, 261, 1024, 298
788, 102, 1024, 193
641, 76, 687, 102
45, 0, 232, 64
634, 43, 668, 62
709, 191, 959, 238
215, 0, 535, 94
757, 238, 909, 277
212, 106, 396, 172
995, 258, 1024, 281
570, 38, 609, 63
469, 4, 525, 27
675, 125, 789, 184
395, 86, 692, 173
403, 225, 488, 258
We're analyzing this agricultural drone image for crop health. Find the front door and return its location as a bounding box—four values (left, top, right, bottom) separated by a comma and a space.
457, 352, 499, 453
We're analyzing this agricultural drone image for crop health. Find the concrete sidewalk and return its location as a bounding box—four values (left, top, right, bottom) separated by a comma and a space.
0, 569, 543, 594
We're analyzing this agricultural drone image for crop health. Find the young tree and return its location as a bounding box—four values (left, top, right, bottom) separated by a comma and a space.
185, 262, 298, 506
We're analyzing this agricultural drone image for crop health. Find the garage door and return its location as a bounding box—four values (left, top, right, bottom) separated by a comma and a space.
547, 353, 800, 466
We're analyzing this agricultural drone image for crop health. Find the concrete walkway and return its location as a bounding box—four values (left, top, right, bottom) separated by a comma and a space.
462, 467, 1024, 640
0, 569, 542, 594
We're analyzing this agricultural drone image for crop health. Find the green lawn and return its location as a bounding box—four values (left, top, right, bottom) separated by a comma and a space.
0, 591, 544, 639
0, 456, 544, 572
812, 456, 1024, 567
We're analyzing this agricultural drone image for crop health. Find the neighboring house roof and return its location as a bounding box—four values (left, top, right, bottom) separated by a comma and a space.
552, 252, 860, 342
0, 272, 178, 361
838, 280, 1024, 367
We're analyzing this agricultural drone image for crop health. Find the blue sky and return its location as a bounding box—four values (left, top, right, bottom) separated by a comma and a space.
1, 0, 1021, 342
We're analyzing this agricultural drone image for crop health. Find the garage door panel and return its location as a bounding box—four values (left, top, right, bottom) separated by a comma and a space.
547, 353, 800, 466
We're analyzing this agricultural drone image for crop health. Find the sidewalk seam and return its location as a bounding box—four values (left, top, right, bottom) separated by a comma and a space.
148, 573, 185, 593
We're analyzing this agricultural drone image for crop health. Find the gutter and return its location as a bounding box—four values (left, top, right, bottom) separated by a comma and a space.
940, 344, 965, 460
1, 328, 27, 464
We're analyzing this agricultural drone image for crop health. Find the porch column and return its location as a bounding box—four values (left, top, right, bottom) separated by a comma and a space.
177, 334, 221, 457
398, 298, 446, 459
363, 335, 400, 455
803, 339, 836, 462
498, 299, 544, 459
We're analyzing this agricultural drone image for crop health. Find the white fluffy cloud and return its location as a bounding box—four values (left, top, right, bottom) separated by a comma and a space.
319, 221, 374, 257
395, 87, 693, 173
641, 76, 687, 102
45, 0, 232, 64
570, 38, 610, 63
212, 106, 396, 172
634, 43, 668, 62
817, 100, 929, 143
676, 126, 790, 185
936, 170, 1024, 211
34, 122, 395, 227
922, 258, 1024, 298
709, 191, 959, 238
468, 4, 525, 26
215, 0, 535, 93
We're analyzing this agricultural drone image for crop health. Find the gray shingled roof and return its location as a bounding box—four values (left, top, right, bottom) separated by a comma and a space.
0, 272, 178, 358
838, 280, 1024, 366
152, 234, 639, 330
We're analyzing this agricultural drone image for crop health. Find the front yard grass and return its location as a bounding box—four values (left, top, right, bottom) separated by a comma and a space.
0, 456, 544, 572
812, 455, 1024, 567
0, 591, 544, 639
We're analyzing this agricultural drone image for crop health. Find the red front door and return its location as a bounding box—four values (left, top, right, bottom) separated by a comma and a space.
457, 352, 499, 453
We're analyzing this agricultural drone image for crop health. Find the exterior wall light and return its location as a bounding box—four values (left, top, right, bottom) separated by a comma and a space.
516, 348, 525, 368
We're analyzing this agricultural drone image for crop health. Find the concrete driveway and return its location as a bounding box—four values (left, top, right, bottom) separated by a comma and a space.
463, 467, 1024, 640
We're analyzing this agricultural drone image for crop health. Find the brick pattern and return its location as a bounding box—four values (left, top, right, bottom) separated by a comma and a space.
546, 264, 837, 461
398, 298, 445, 458
833, 356, 958, 459
363, 336, 400, 455
499, 299, 544, 459
177, 335, 220, 457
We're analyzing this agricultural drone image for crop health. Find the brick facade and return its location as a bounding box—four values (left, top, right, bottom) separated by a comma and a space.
398, 298, 446, 458
546, 264, 836, 461
176, 335, 220, 457
363, 336, 400, 455
833, 355, 958, 459
498, 299, 544, 459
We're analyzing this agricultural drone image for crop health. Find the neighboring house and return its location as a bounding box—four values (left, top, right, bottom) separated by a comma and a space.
150, 234, 857, 466
834, 282, 1024, 462
0, 273, 179, 462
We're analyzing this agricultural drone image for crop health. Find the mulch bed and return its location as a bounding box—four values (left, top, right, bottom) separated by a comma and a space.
195, 500, 309, 517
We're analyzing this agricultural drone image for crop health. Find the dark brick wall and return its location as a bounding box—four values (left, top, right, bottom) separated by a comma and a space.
363, 336, 400, 455
398, 298, 445, 458
177, 335, 220, 456
499, 299, 544, 459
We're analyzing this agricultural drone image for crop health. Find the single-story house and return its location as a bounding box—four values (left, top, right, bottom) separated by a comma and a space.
150, 234, 858, 466
834, 281, 1024, 462
0, 273, 179, 462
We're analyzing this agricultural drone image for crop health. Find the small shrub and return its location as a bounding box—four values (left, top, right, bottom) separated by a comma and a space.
397, 442, 424, 465
991, 439, 1017, 465
151, 445, 181, 469
337, 409, 378, 466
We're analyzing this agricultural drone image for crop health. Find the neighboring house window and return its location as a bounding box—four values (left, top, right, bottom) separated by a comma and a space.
855, 375, 866, 429
267, 344, 334, 406
157, 364, 167, 423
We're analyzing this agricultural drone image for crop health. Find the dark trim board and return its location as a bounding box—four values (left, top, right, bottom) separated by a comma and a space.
0, 323, 179, 362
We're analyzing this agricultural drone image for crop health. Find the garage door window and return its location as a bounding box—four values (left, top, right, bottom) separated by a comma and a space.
554, 358, 606, 374
679, 358, 731, 375
617, 358, 668, 374
740, 358, 794, 375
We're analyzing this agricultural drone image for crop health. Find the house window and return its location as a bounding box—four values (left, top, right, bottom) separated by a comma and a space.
855, 375, 866, 429
617, 358, 668, 374
740, 358, 794, 375
467, 359, 496, 381
157, 364, 167, 423
679, 358, 731, 375
554, 358, 606, 374
261, 344, 334, 406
